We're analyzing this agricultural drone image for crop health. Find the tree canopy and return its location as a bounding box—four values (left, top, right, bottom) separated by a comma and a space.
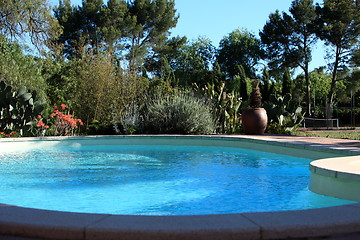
217, 29, 263, 79
0, 0, 61, 50
54, 0, 179, 71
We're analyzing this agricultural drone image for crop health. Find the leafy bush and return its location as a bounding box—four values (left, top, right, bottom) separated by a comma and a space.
142, 93, 215, 134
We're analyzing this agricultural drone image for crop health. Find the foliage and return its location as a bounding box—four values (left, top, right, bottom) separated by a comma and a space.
309, 67, 332, 104
34, 103, 83, 137
250, 80, 262, 108
0, 130, 17, 138
260, 10, 293, 73
264, 94, 304, 134
170, 37, 217, 87
259, 67, 275, 102
86, 120, 121, 135
194, 82, 242, 133
69, 52, 148, 124
55, 0, 124, 57
282, 68, 293, 96
43, 56, 79, 106
0, 81, 45, 137
48, 104, 83, 136
260, 0, 317, 72
126, 0, 179, 70
231, 65, 250, 101
1, 0, 359, 138
294, 67, 353, 117
34, 114, 49, 137
217, 29, 263, 79
343, 70, 360, 103
147, 78, 174, 99
351, 47, 360, 66
0, 0, 62, 51
0, 36, 48, 102
260, 0, 318, 116
314, 0, 360, 107
334, 107, 360, 125
144, 36, 187, 81
54, 0, 179, 71
266, 123, 295, 135
142, 92, 215, 134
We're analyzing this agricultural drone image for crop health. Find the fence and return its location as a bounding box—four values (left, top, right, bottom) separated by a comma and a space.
303, 117, 339, 128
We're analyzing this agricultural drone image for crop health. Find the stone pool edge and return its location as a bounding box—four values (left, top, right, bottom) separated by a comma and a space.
1, 135, 360, 240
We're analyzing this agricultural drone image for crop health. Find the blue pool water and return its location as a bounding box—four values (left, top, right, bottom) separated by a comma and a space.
0, 144, 354, 215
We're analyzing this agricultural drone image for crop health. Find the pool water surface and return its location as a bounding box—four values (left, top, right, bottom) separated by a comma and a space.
0, 144, 354, 215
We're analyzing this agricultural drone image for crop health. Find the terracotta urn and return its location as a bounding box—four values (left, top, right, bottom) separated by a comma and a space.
242, 108, 268, 135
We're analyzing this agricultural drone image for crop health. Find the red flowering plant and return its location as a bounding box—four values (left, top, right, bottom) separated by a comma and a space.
0, 129, 16, 138
35, 114, 49, 136
50, 104, 83, 136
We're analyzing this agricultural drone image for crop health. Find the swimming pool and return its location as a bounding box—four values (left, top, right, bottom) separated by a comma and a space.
0, 136, 354, 215
1, 135, 360, 240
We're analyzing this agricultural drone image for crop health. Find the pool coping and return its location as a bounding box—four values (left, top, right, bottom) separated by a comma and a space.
1, 135, 360, 240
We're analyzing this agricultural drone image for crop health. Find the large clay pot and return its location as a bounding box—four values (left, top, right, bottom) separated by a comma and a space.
242, 108, 268, 135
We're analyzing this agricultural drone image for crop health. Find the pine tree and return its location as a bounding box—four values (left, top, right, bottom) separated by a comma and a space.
314, 0, 360, 117
260, 0, 317, 116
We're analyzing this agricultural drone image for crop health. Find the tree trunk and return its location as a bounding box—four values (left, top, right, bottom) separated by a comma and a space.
326, 46, 341, 119
304, 66, 311, 117
303, 34, 311, 117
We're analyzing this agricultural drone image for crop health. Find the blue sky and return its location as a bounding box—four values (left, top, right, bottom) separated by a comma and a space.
50, 0, 327, 71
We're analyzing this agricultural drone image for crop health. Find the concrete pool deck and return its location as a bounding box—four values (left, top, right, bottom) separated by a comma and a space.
0, 134, 360, 240
221, 134, 360, 150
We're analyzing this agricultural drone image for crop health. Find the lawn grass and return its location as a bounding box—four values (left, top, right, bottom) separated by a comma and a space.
294, 129, 360, 140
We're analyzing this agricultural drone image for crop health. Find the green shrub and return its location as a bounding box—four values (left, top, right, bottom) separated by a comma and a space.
142, 93, 215, 134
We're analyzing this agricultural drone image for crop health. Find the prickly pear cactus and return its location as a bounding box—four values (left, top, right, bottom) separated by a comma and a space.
0, 81, 44, 136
